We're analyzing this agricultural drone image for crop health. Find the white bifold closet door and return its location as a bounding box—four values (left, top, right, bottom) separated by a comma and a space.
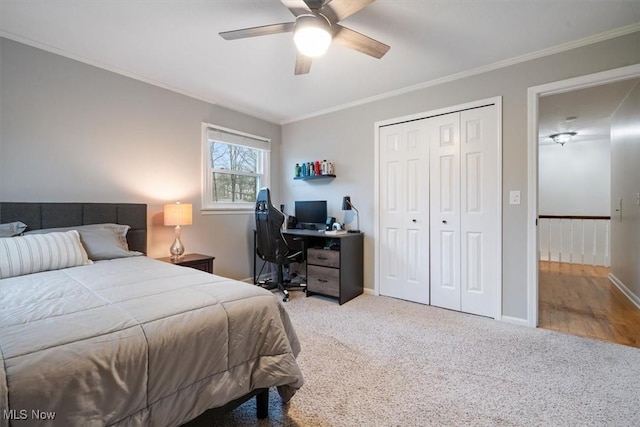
379, 104, 499, 318
379, 120, 430, 304
430, 105, 499, 317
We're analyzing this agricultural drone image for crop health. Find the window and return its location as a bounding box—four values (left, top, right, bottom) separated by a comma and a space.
202, 123, 270, 212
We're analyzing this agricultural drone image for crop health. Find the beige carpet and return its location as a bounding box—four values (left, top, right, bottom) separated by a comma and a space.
209, 292, 640, 426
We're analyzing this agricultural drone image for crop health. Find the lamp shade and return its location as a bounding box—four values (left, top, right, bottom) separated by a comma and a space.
342, 196, 352, 211
164, 203, 192, 226
341, 196, 360, 233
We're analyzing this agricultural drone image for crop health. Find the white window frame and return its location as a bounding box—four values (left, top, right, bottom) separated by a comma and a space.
201, 123, 270, 214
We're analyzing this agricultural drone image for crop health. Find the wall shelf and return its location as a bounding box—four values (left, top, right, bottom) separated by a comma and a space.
293, 174, 336, 181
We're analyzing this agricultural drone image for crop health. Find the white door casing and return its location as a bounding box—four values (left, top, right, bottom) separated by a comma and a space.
526, 64, 640, 327
379, 121, 430, 304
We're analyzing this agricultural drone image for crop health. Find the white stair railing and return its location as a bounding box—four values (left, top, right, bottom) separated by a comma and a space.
538, 215, 610, 267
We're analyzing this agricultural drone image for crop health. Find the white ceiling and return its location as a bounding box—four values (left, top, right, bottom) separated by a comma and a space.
538, 78, 639, 146
1, 0, 639, 124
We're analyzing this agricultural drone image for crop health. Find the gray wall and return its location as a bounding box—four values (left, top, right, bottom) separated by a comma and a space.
610, 81, 640, 302
281, 31, 640, 321
0, 38, 282, 280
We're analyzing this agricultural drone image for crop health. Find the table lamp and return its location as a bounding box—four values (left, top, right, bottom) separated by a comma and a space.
342, 196, 360, 233
164, 202, 192, 260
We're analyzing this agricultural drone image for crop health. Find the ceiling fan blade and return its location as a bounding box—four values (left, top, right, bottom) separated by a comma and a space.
295, 53, 312, 75
333, 25, 389, 59
219, 22, 295, 40
280, 0, 312, 17
319, 0, 375, 23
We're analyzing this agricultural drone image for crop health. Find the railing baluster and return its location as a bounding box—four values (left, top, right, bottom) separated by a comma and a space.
581, 219, 585, 265
548, 219, 552, 262
569, 220, 573, 264
605, 221, 610, 266
593, 220, 597, 265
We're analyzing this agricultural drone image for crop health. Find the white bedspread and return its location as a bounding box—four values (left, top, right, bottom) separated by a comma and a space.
0, 257, 303, 426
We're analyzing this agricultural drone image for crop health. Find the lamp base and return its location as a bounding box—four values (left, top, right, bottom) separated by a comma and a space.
169, 226, 185, 260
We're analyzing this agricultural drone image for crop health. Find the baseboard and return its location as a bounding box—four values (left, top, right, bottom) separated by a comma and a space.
608, 273, 640, 310
500, 316, 529, 327
362, 288, 376, 296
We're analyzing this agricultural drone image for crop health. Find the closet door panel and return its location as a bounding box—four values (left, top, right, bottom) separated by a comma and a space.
460, 106, 499, 318
429, 113, 461, 311
379, 122, 430, 304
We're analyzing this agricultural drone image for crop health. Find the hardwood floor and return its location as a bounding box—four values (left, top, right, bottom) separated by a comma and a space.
538, 261, 640, 348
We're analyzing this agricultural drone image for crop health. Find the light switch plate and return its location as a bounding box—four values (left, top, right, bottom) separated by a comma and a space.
509, 190, 521, 205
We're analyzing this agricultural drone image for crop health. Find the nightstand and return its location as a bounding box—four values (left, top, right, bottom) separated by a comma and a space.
157, 253, 215, 273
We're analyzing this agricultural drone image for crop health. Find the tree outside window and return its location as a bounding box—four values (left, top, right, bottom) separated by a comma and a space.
210, 141, 261, 203
202, 124, 270, 211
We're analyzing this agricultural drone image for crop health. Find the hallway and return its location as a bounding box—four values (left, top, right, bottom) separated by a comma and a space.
538, 261, 640, 348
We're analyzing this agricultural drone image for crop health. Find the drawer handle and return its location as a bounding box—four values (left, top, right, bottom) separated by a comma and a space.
318, 278, 329, 282
317, 255, 328, 260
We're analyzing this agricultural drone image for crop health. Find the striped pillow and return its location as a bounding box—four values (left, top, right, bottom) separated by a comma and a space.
0, 230, 92, 279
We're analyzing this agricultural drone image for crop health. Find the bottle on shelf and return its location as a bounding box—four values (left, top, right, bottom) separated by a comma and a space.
294, 163, 301, 178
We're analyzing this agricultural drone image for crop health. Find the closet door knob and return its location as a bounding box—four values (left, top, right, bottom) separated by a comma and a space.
412, 219, 417, 223
442, 220, 447, 224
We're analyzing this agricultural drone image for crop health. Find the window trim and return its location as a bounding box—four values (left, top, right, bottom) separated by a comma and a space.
201, 123, 270, 214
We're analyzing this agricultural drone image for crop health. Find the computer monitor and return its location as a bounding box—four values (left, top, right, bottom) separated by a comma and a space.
295, 200, 327, 229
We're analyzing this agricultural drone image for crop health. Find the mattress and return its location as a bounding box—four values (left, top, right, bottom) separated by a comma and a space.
0, 256, 303, 426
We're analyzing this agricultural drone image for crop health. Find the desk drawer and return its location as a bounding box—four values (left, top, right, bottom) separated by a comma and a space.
307, 248, 340, 268
307, 265, 339, 297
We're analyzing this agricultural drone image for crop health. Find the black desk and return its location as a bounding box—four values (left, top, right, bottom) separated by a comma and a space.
254, 229, 364, 305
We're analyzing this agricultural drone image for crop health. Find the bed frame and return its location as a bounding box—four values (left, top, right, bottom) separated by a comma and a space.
0, 201, 270, 423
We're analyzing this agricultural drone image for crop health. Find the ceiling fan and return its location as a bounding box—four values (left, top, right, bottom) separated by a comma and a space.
219, 0, 390, 75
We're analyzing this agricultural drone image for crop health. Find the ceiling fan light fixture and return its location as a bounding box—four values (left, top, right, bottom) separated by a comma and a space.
550, 132, 577, 146
294, 15, 332, 57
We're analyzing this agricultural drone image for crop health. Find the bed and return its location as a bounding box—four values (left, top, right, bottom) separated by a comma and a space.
0, 202, 304, 426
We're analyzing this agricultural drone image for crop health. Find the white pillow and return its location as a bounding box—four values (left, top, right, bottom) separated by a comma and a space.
0, 230, 92, 279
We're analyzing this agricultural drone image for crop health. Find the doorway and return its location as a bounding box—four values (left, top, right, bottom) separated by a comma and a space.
527, 64, 640, 333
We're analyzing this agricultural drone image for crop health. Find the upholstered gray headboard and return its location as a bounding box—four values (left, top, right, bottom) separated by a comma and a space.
0, 202, 147, 254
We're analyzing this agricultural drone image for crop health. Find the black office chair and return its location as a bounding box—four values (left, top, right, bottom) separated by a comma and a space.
255, 188, 306, 302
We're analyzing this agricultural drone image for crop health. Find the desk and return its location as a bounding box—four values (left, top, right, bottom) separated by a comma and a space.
254, 229, 364, 305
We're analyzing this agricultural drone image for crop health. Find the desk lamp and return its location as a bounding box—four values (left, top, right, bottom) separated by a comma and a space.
164, 202, 192, 260
342, 196, 360, 233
